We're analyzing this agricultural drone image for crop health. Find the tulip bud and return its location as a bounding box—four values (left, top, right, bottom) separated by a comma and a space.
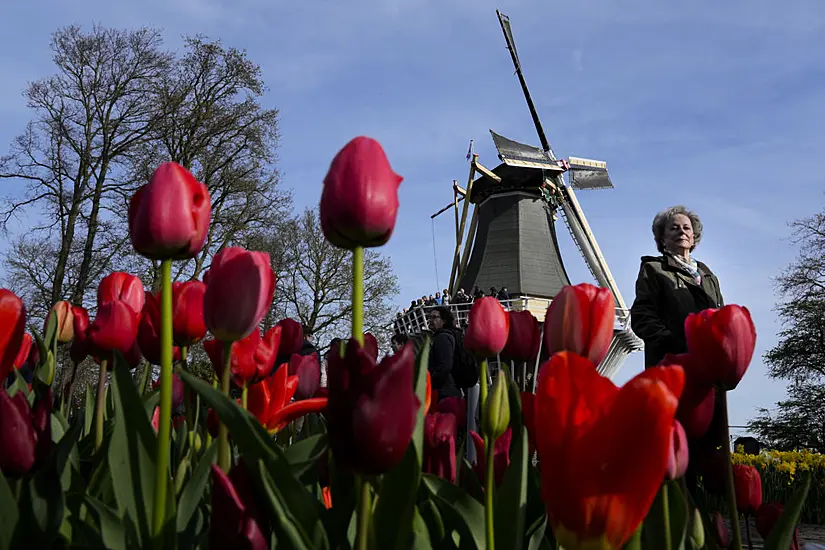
732, 464, 763, 514
275, 318, 303, 361
209, 464, 267, 549
363, 332, 379, 362
45, 301, 75, 343
666, 420, 689, 479
288, 353, 321, 400
545, 283, 615, 366
0, 288, 27, 383
483, 373, 510, 441
203, 247, 275, 342
501, 310, 541, 362
688, 508, 705, 549
711, 512, 730, 548
685, 305, 756, 391
97, 272, 145, 314
320, 136, 403, 249
172, 281, 208, 347
129, 162, 211, 260
70, 306, 90, 363
464, 297, 510, 356
88, 301, 140, 359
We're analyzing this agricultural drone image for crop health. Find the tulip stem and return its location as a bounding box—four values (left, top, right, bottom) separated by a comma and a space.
218, 343, 233, 472
94, 360, 108, 451
352, 246, 364, 345
152, 258, 174, 547
242, 385, 248, 410
719, 390, 743, 550
484, 440, 496, 550
662, 482, 672, 550
479, 358, 489, 428
356, 477, 372, 550
139, 361, 152, 395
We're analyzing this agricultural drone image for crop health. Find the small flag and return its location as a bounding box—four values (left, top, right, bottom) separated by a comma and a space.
466, 139, 474, 160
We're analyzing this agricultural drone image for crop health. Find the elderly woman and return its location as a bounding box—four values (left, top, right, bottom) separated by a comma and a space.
630, 205, 724, 368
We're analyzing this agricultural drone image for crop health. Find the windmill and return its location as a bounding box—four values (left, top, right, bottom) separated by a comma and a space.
430, 10, 643, 379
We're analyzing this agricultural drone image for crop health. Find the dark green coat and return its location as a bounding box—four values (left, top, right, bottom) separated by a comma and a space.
630, 255, 724, 368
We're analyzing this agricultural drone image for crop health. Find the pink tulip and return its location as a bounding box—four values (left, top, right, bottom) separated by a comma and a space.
464, 297, 509, 357
544, 283, 615, 367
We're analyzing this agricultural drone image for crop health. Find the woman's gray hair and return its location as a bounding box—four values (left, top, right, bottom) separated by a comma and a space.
652, 205, 703, 254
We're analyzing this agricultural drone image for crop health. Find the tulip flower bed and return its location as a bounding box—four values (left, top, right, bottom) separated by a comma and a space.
697, 450, 825, 525
0, 136, 813, 550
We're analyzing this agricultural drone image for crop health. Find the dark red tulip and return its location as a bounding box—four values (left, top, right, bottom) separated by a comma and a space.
288, 353, 321, 400
544, 283, 615, 367
172, 281, 208, 346
433, 396, 467, 430
0, 289, 26, 383
685, 305, 756, 390
0, 389, 36, 475
464, 297, 509, 357
423, 412, 457, 483
520, 391, 538, 455
70, 306, 90, 363
711, 512, 731, 548
152, 373, 185, 410
32, 389, 52, 466
13, 334, 33, 370
97, 272, 145, 314
733, 464, 762, 514
534, 352, 684, 550
502, 310, 541, 362
203, 247, 275, 342
45, 300, 75, 343
666, 420, 689, 480
129, 162, 211, 260
138, 292, 182, 365
275, 318, 303, 361
203, 325, 281, 387
363, 332, 378, 362
88, 301, 140, 359
210, 463, 267, 550
469, 427, 512, 487
756, 502, 801, 549
327, 339, 419, 475
320, 136, 403, 249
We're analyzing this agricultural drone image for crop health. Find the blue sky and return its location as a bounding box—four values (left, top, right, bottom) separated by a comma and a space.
1, 0, 824, 430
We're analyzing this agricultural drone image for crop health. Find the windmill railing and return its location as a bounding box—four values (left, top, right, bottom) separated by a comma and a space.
391, 296, 633, 337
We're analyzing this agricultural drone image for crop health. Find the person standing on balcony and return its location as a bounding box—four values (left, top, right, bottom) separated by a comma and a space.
426, 306, 462, 400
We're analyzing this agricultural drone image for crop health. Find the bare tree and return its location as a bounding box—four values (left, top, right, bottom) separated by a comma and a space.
0, 25, 172, 308
272, 207, 399, 351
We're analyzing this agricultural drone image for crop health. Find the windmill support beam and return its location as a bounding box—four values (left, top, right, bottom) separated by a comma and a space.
448, 155, 480, 295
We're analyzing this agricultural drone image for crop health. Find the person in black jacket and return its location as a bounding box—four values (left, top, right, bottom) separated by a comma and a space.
426, 306, 462, 400
299, 324, 319, 358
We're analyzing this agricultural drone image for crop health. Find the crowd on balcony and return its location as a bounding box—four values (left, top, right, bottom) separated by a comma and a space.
400, 285, 512, 315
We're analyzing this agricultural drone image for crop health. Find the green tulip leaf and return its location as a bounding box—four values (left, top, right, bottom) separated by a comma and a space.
641, 480, 688, 550
622, 524, 643, 550
84, 382, 95, 437
322, 452, 356, 545
7, 369, 30, 401
177, 441, 217, 533
108, 358, 159, 547
374, 445, 421, 549
85, 496, 128, 550
282, 433, 328, 479
43, 309, 58, 350
411, 507, 433, 550
0, 472, 19, 550
257, 460, 316, 550
495, 424, 529, 549
764, 472, 811, 550
422, 473, 486, 549
411, 335, 431, 462
418, 499, 446, 545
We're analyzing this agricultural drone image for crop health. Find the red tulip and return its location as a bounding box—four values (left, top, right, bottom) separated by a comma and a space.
138, 292, 182, 365
288, 353, 321, 400
45, 300, 75, 343
327, 339, 419, 474
423, 412, 457, 483
203, 247, 275, 342
363, 332, 379, 362
88, 301, 140, 360
544, 283, 615, 367
0, 389, 36, 475
666, 420, 689, 479
464, 297, 510, 357
210, 463, 267, 550
502, 310, 541, 362
247, 365, 327, 432
275, 318, 303, 360
659, 353, 717, 438
756, 502, 801, 549
129, 162, 211, 260
434, 396, 467, 430
534, 351, 684, 550
0, 289, 26, 382
469, 427, 512, 487
711, 512, 731, 548
320, 136, 403, 249
13, 334, 33, 370
733, 464, 762, 514
97, 272, 145, 314
520, 391, 538, 455
204, 325, 281, 387
685, 305, 756, 390
70, 306, 90, 363
172, 280, 207, 346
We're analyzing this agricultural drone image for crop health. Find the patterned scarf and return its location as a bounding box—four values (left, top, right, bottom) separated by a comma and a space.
669, 253, 701, 285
